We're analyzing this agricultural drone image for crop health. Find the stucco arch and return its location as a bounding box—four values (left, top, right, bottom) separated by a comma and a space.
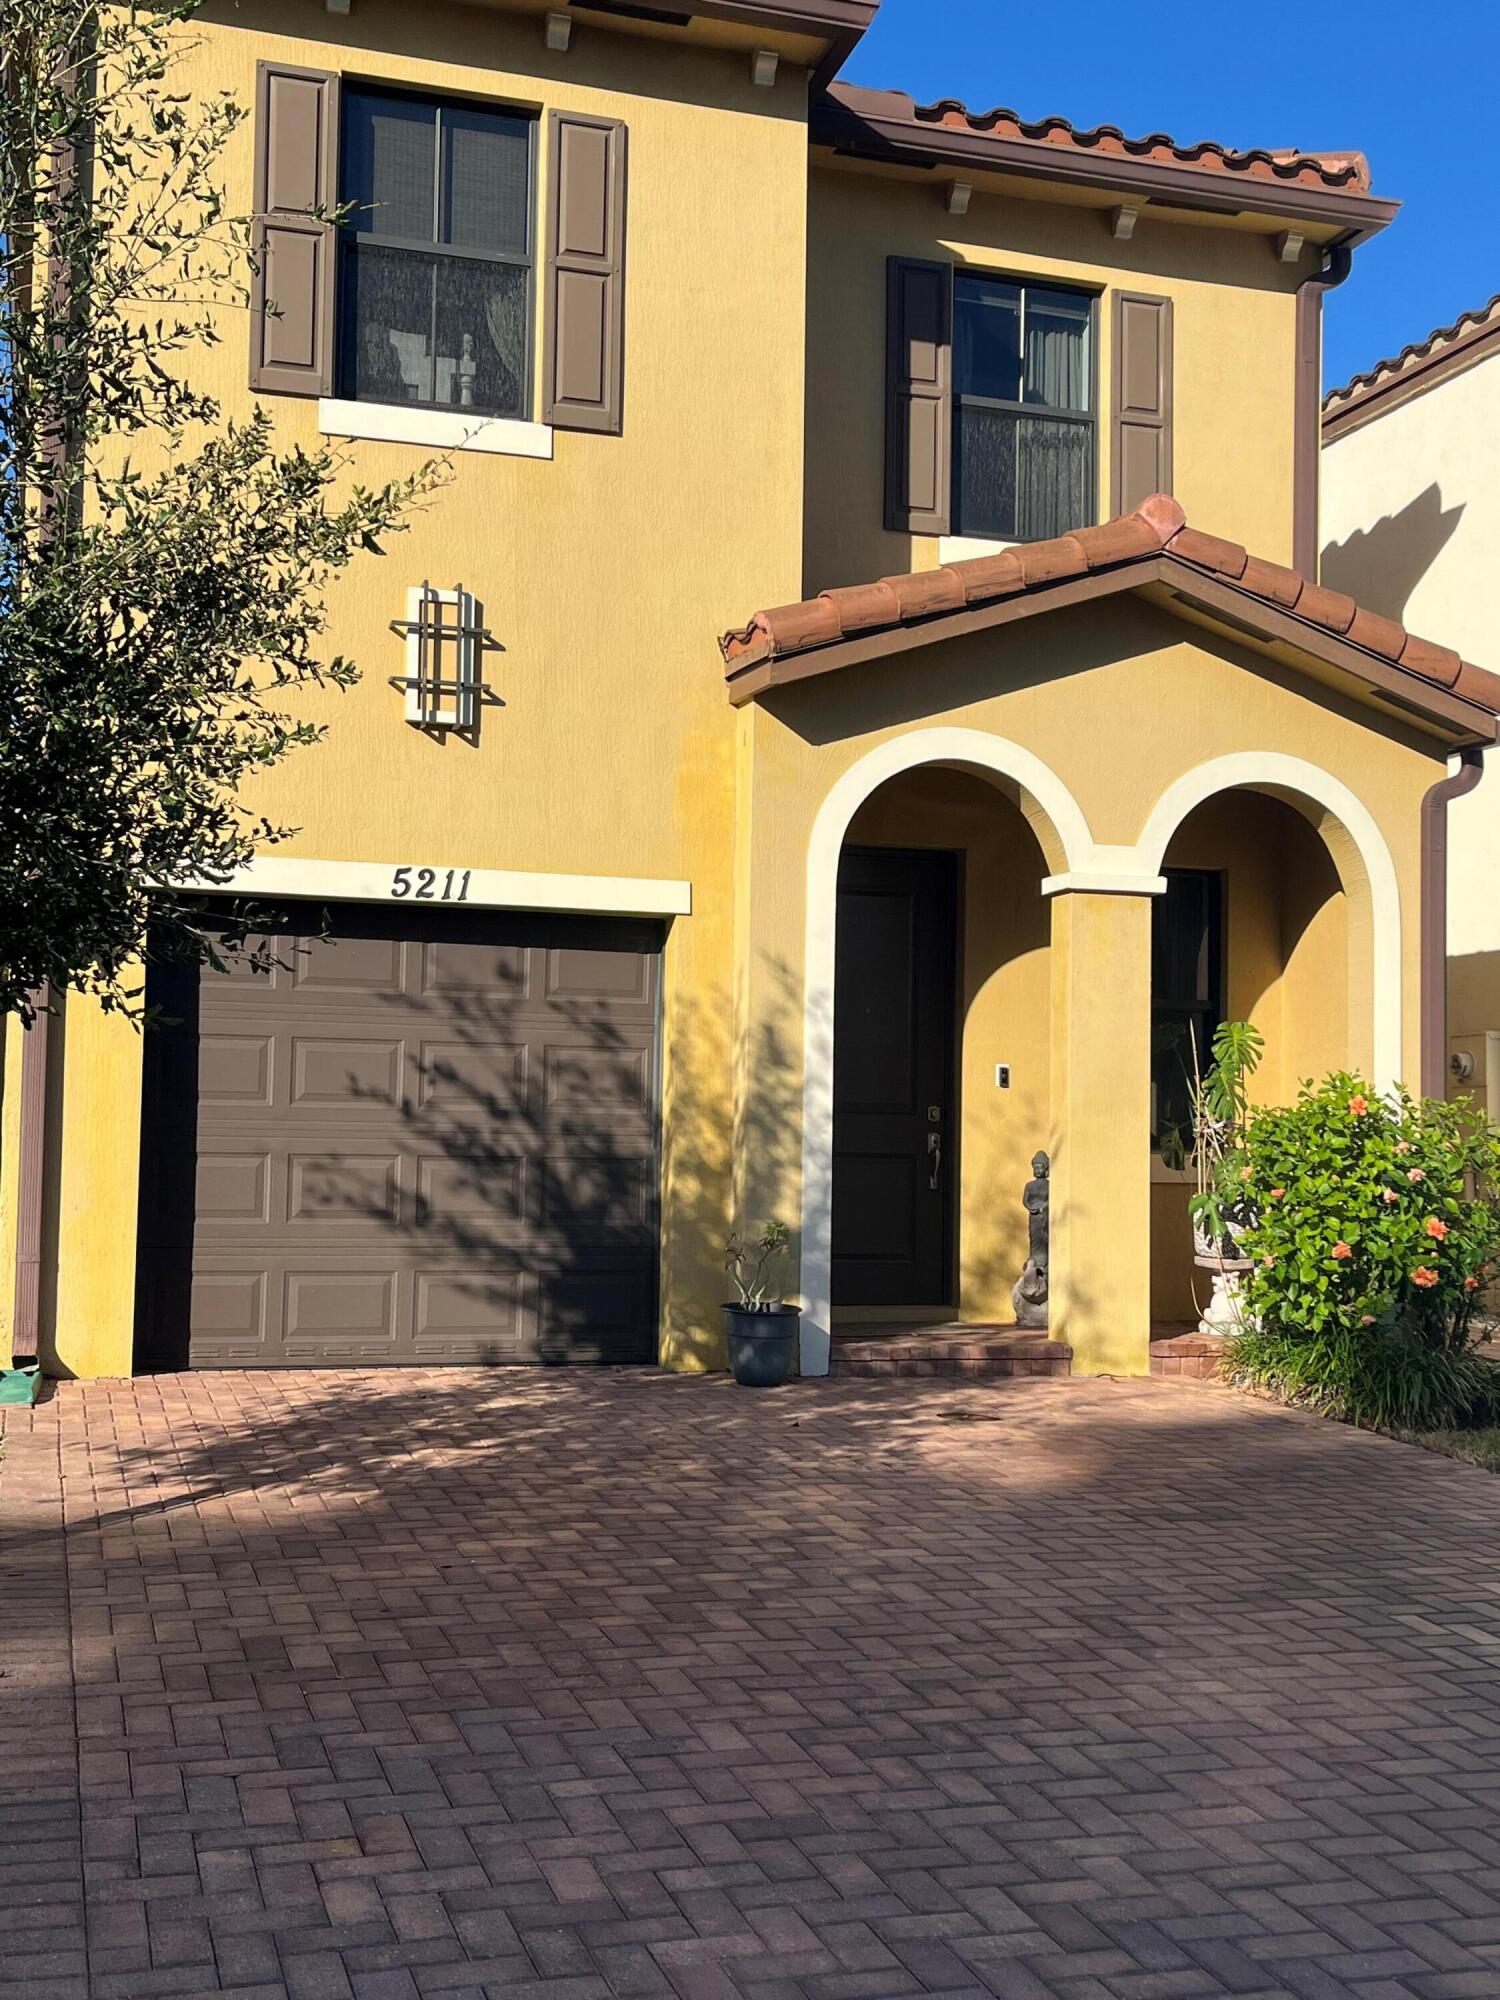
798, 728, 1095, 1376
1133, 751, 1401, 1095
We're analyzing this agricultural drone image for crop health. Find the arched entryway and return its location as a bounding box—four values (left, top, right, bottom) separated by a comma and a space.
1136, 753, 1400, 1327
799, 728, 1090, 1376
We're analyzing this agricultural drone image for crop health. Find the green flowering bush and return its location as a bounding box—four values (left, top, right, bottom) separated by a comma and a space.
1218, 1074, 1500, 1430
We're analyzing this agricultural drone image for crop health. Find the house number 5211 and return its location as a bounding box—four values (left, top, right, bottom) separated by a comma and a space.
391, 866, 473, 903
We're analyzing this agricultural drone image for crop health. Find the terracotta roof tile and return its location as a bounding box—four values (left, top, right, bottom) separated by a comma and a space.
1324, 293, 1500, 417
719, 497, 1500, 734
821, 84, 1377, 200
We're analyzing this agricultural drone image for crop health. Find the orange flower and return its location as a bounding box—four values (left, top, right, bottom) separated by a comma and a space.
1411, 1267, 1440, 1289
1425, 1217, 1449, 1240
1269, 1187, 1285, 1201
1240, 1165, 1253, 1182
1349, 1095, 1369, 1117
1408, 1168, 1426, 1183
1381, 1188, 1398, 1205
1395, 1140, 1412, 1155
1360, 1314, 1376, 1326
1332, 1242, 1353, 1260
1465, 1276, 1481, 1292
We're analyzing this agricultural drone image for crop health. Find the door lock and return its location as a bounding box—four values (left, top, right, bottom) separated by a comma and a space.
927, 1129, 943, 1189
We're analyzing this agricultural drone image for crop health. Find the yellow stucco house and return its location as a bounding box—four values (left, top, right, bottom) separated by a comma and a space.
5, 0, 1498, 1384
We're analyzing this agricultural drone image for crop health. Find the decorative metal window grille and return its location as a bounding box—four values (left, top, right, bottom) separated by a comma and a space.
390, 583, 493, 734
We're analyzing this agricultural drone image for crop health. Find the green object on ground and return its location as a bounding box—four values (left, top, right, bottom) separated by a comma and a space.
0, 1367, 40, 1405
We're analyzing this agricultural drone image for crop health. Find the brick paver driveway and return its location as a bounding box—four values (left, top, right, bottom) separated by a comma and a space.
6, 1371, 1500, 2000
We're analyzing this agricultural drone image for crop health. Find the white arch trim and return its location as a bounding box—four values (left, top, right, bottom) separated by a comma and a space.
1135, 751, 1403, 1097
798, 728, 1099, 1378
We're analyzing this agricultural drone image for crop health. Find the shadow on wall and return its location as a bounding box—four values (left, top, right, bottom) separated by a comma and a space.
1320, 482, 1465, 626
1450, 952, 1500, 1039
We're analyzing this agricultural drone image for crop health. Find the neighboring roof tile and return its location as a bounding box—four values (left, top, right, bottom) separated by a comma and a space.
719, 497, 1500, 737
1323, 293, 1500, 434
815, 85, 1386, 212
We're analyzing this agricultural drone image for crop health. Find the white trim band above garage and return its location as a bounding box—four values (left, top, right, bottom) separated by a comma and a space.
182, 857, 691, 919
317, 399, 555, 460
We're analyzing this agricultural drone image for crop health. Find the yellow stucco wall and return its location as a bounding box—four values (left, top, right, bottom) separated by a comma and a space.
804, 162, 1304, 598
1322, 351, 1500, 1042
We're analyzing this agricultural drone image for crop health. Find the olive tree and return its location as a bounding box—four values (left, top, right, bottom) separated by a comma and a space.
0, 0, 436, 1020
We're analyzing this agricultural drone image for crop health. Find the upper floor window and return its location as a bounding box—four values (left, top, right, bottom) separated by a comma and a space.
952, 275, 1095, 542
339, 88, 535, 421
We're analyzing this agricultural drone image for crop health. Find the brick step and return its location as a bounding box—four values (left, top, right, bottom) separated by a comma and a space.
1150, 1332, 1228, 1379
829, 1327, 1072, 1379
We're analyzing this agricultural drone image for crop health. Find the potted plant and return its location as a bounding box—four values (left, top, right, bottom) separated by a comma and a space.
723, 1222, 798, 1387
1185, 1020, 1264, 1267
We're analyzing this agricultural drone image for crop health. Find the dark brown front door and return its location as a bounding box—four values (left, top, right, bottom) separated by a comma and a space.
134, 904, 662, 1369
832, 848, 957, 1310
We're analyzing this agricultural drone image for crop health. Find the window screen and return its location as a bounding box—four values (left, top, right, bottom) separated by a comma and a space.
953, 276, 1095, 541
1151, 869, 1225, 1153
339, 90, 534, 420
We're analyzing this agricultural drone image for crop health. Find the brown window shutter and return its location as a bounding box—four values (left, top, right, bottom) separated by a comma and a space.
249, 62, 340, 397
1112, 292, 1173, 514
544, 111, 628, 435
885, 258, 953, 535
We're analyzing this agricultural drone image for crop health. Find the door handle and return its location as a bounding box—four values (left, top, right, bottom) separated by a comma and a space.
927, 1129, 942, 1189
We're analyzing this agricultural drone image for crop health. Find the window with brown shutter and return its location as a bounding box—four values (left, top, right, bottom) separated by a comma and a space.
543, 111, 628, 435
1111, 292, 1173, 514
885, 257, 953, 535
249, 63, 340, 397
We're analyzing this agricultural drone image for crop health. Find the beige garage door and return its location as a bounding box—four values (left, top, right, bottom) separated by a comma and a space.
135, 905, 662, 1368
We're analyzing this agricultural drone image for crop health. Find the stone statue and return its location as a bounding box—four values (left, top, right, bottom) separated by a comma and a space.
1012, 1150, 1050, 1329
458, 332, 478, 408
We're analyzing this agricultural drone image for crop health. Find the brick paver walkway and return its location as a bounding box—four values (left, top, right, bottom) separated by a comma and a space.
5, 1371, 1500, 2000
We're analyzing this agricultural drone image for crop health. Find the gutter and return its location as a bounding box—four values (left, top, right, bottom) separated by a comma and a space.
1293, 242, 1352, 579
1421, 747, 1486, 1099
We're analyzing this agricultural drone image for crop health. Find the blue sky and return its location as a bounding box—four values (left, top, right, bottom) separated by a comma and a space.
843, 0, 1500, 394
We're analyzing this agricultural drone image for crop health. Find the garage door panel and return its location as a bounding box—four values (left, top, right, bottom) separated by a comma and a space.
138, 905, 661, 1369
196, 1152, 272, 1225
417, 1150, 527, 1225
199, 1035, 275, 1106
290, 1036, 403, 1108
415, 1038, 529, 1111
546, 945, 654, 1007
419, 939, 528, 996
288, 1152, 402, 1226
291, 932, 405, 993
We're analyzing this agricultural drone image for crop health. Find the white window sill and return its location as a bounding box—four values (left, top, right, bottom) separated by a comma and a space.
317, 399, 553, 461
938, 533, 1017, 564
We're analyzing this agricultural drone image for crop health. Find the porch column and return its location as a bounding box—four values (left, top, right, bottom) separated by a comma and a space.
1046, 883, 1158, 1376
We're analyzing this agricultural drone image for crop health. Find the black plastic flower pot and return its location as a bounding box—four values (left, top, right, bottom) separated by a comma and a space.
723, 1304, 799, 1387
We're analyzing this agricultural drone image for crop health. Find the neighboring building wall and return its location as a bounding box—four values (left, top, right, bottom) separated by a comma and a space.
29, 0, 812, 1377
804, 161, 1304, 598
1323, 349, 1500, 1040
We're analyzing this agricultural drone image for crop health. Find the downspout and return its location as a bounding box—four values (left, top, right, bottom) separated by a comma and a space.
11, 989, 55, 1362
1293, 242, 1353, 579
1420, 746, 1487, 1100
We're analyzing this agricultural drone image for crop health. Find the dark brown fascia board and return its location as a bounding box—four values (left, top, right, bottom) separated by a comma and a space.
810, 95, 1400, 243
724, 554, 1498, 746
1323, 313, 1500, 442
573, 0, 874, 83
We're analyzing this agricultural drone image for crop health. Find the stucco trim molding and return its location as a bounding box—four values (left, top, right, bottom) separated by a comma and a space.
317, 400, 555, 460
1042, 868, 1168, 898
1135, 751, 1404, 1094
798, 728, 1095, 1378
180, 857, 692, 919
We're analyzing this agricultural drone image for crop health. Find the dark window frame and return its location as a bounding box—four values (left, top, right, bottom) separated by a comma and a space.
336, 83, 539, 421
1151, 867, 1226, 1155
951, 272, 1100, 543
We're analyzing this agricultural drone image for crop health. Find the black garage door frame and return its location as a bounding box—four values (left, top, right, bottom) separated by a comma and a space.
132, 900, 666, 1371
